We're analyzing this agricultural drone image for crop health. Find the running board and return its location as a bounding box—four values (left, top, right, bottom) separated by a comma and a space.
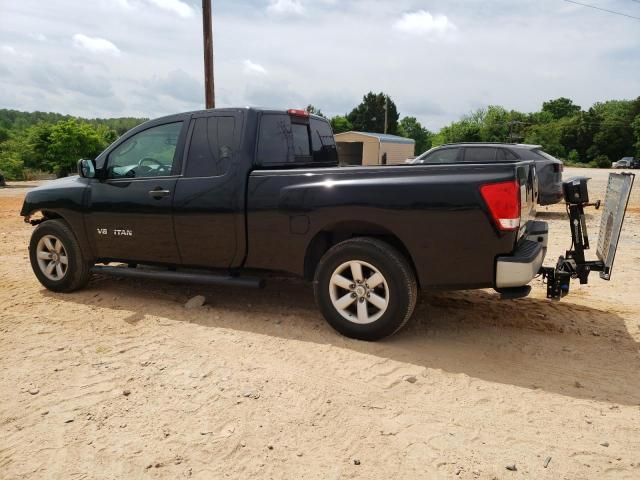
91, 266, 265, 288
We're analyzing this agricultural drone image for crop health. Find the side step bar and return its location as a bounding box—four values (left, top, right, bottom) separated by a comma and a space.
91, 266, 265, 289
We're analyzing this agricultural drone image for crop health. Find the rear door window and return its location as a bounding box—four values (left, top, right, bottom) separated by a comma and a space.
185, 116, 236, 177
464, 147, 497, 162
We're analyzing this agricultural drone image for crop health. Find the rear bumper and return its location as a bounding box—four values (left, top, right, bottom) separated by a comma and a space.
495, 221, 548, 288
538, 188, 563, 206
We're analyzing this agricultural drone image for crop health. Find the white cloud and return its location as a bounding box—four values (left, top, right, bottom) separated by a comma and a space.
243, 59, 267, 76
72, 33, 121, 56
112, 0, 193, 18
1, 45, 18, 55
267, 0, 304, 16
112, 0, 133, 9
147, 0, 193, 18
393, 10, 456, 36
1, 0, 639, 128
28, 33, 47, 42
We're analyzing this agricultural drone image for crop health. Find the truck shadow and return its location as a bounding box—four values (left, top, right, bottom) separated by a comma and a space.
45, 274, 640, 406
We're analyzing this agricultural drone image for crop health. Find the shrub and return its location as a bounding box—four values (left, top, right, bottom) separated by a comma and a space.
594, 155, 612, 169
0, 153, 25, 180
567, 149, 580, 164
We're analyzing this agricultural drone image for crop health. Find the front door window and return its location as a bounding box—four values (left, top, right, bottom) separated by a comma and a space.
107, 122, 182, 179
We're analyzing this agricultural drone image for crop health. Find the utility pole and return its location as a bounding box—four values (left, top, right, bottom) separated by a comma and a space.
383, 95, 388, 134
202, 0, 215, 109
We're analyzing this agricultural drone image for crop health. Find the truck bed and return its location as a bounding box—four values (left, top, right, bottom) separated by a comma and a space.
245, 161, 537, 289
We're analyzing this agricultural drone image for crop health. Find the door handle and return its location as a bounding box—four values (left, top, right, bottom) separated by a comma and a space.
148, 188, 171, 199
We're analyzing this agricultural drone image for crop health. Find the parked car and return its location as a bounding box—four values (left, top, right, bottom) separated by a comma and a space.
613, 157, 639, 169
21, 108, 544, 341
408, 143, 564, 205
0, 172, 6, 187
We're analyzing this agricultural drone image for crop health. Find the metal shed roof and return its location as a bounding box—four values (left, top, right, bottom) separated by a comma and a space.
336, 131, 415, 145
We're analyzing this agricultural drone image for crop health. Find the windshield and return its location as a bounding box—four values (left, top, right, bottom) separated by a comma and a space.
412, 148, 436, 163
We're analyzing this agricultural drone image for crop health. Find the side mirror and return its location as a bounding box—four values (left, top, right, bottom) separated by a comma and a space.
77, 159, 96, 178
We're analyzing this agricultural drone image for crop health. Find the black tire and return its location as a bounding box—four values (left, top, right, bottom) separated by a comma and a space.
313, 237, 417, 341
29, 219, 92, 292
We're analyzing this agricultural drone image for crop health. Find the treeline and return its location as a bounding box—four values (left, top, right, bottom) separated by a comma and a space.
323, 94, 640, 168
2, 95, 639, 180
0, 110, 146, 179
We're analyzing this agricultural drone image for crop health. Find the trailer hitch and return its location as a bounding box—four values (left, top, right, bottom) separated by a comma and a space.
540, 174, 634, 299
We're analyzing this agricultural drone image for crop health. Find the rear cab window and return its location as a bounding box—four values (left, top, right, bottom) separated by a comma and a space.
257, 112, 337, 168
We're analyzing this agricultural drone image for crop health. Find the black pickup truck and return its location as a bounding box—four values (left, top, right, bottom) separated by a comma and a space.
21, 107, 548, 340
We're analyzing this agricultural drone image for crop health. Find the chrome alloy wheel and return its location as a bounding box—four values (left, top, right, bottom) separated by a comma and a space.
328, 260, 389, 324
36, 234, 69, 281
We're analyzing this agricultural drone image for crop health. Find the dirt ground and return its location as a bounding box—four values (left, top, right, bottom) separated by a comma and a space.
1, 168, 639, 479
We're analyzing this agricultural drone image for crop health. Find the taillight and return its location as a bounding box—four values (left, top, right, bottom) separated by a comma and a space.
554, 163, 563, 173
480, 180, 520, 231
287, 109, 309, 118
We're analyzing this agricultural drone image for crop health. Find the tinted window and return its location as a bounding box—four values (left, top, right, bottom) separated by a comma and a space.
107, 122, 182, 179
464, 147, 497, 162
258, 114, 324, 167
420, 148, 460, 163
310, 117, 338, 164
292, 123, 311, 156
496, 148, 518, 160
185, 116, 236, 177
258, 114, 293, 165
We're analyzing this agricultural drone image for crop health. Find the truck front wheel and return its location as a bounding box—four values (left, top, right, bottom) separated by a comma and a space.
313, 238, 417, 341
29, 219, 92, 293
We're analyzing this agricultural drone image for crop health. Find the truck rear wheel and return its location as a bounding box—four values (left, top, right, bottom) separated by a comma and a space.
313, 237, 417, 341
29, 219, 92, 293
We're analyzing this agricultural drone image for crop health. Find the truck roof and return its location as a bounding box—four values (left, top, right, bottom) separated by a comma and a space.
438, 142, 543, 150
149, 107, 326, 124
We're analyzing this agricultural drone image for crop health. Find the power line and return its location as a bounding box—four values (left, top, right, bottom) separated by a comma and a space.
563, 0, 640, 20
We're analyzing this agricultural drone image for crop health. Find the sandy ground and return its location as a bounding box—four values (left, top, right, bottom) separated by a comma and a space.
1, 168, 639, 479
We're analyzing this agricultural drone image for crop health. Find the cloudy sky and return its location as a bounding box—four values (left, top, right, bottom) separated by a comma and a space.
1, 0, 638, 129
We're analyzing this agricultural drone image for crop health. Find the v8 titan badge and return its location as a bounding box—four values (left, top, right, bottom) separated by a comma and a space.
97, 227, 134, 237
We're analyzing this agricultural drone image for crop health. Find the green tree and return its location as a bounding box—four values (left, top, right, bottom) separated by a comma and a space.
398, 116, 432, 155
632, 115, 640, 156
435, 110, 483, 145
567, 149, 580, 164
589, 100, 637, 161
44, 120, 114, 176
542, 97, 581, 120
524, 121, 566, 158
330, 115, 353, 134
347, 92, 399, 134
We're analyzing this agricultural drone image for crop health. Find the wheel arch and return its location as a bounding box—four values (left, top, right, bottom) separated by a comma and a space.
303, 220, 419, 287
26, 208, 94, 261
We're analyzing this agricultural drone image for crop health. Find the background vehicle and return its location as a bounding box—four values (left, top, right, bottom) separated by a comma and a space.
0, 172, 5, 187
21, 108, 542, 341
408, 143, 564, 205
613, 157, 638, 169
